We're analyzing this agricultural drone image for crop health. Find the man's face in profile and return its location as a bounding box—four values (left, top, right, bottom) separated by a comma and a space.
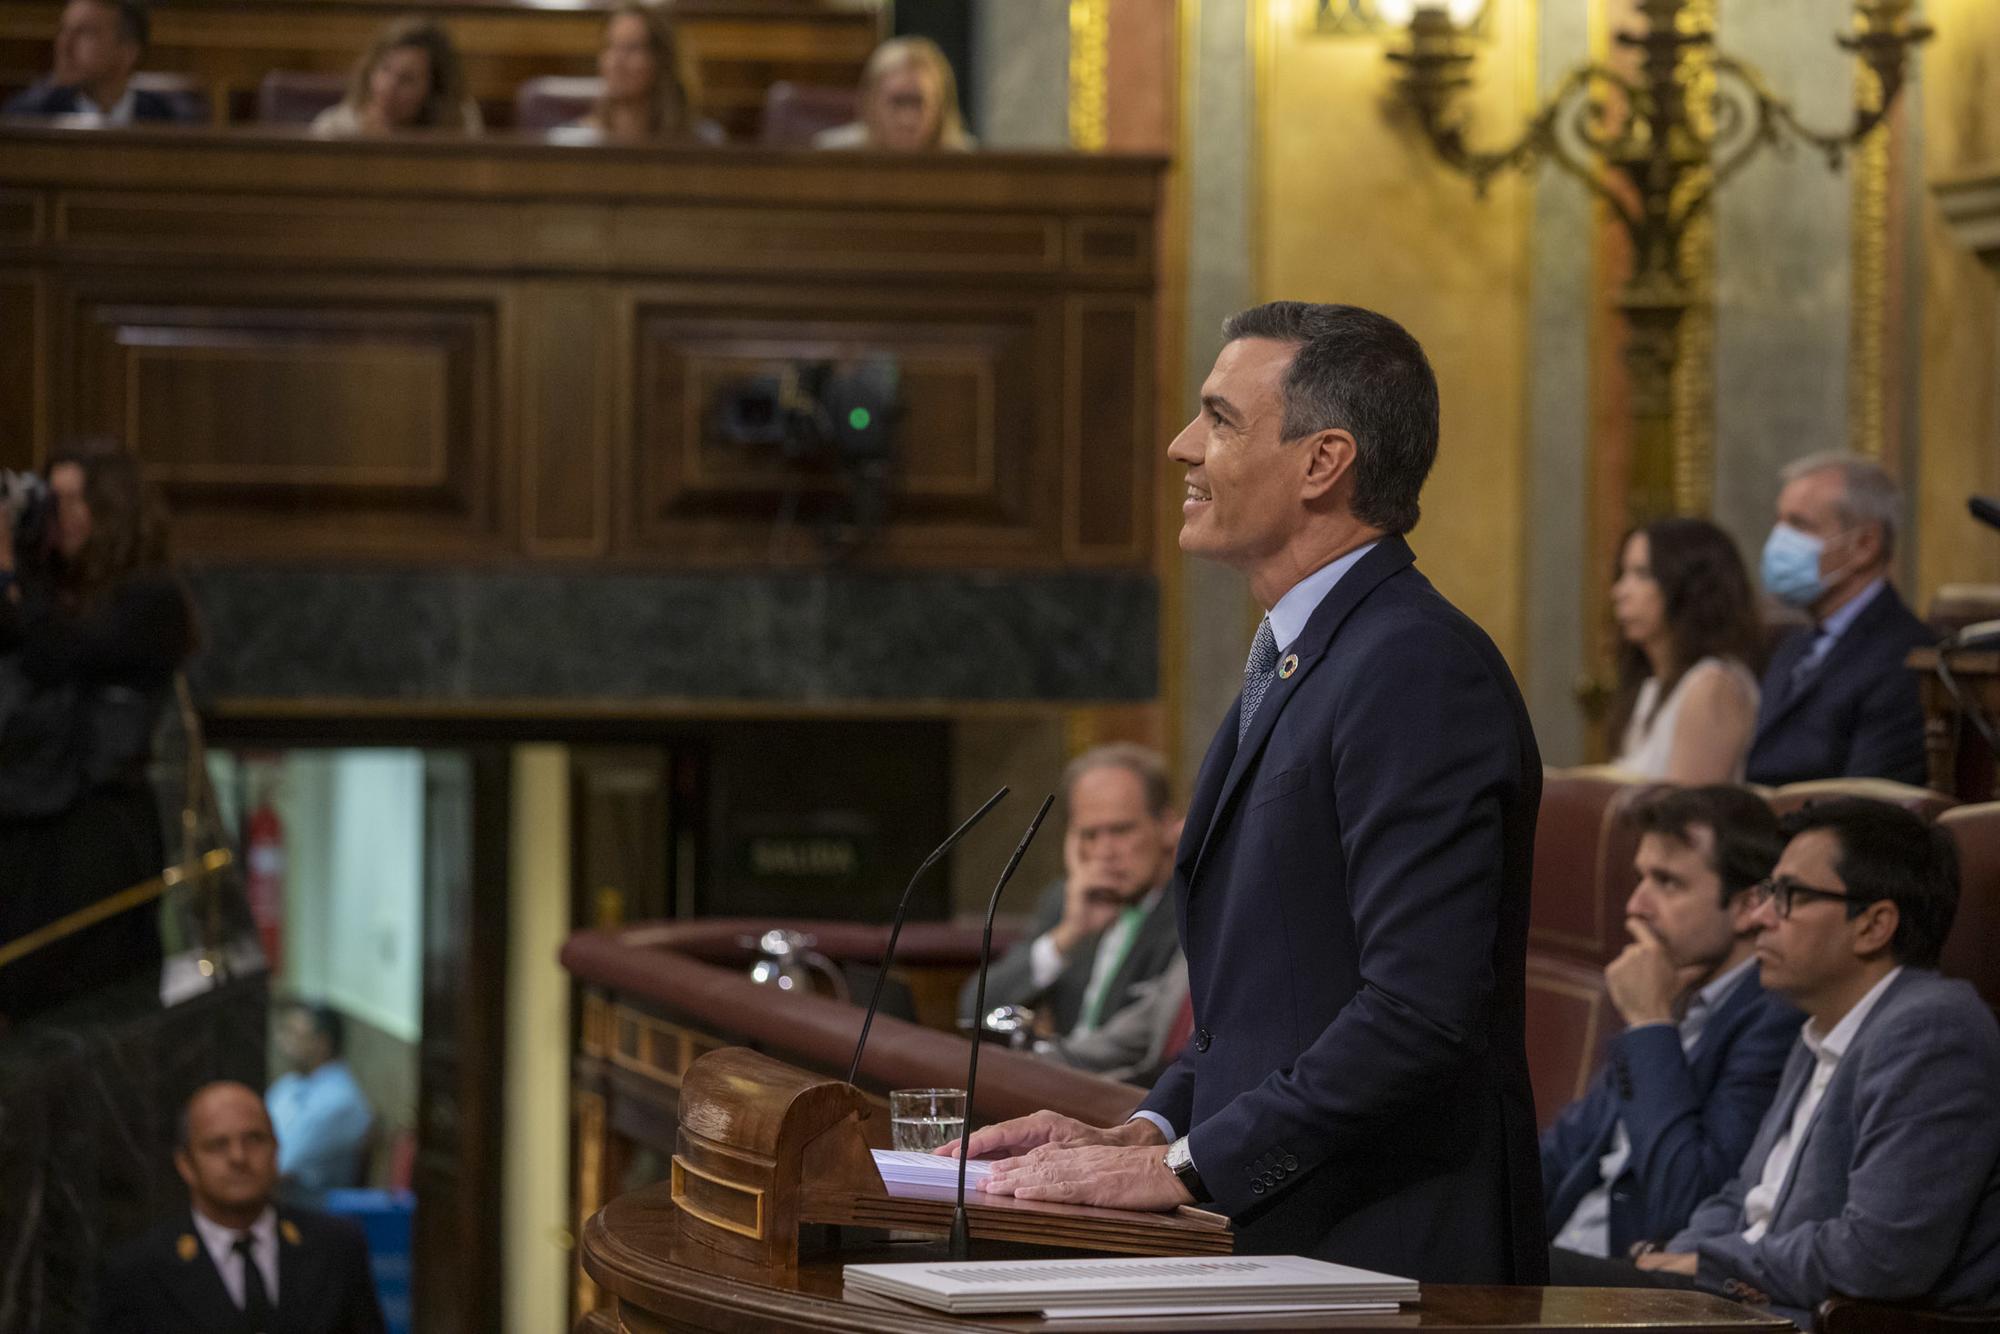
1168, 337, 1308, 574
52, 0, 134, 91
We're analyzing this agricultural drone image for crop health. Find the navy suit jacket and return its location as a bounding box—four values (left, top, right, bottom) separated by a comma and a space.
1744, 583, 1933, 788
93, 1205, 386, 1334
1, 81, 195, 122
1138, 535, 1547, 1284
1540, 969, 1798, 1255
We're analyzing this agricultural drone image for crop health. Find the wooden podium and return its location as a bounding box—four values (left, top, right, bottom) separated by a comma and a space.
663, 1048, 1230, 1284
579, 1047, 1792, 1333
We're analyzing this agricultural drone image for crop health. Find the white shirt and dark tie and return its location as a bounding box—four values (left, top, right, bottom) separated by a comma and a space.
1028, 884, 1167, 1035
190, 1204, 279, 1319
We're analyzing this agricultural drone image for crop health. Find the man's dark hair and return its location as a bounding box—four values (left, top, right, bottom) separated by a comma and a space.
1061, 743, 1172, 821
1779, 797, 1960, 968
1218, 301, 1439, 534
1626, 784, 1783, 905
282, 999, 348, 1058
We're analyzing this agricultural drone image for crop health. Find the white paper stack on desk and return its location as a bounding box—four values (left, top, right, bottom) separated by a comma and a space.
842, 1253, 1419, 1317
871, 1149, 994, 1188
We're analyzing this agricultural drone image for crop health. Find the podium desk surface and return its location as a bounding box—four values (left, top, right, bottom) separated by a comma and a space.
582, 1184, 1793, 1334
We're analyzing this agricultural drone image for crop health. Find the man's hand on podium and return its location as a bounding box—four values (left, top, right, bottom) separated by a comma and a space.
932, 1112, 1191, 1211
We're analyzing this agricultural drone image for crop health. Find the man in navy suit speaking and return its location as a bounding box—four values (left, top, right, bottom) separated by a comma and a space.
948, 303, 1547, 1284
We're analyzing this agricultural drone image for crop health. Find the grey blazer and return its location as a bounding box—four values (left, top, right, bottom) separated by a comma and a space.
1669, 969, 2000, 1326
959, 878, 1181, 1035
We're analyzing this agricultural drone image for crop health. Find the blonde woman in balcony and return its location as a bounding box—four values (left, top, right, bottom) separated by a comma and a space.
1607, 517, 1762, 784
814, 35, 973, 152
312, 16, 482, 136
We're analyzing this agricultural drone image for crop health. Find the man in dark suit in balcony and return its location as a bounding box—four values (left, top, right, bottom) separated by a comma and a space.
1542, 785, 1797, 1261
3, 0, 197, 125
1745, 454, 1934, 789
959, 744, 1181, 1047
946, 302, 1547, 1285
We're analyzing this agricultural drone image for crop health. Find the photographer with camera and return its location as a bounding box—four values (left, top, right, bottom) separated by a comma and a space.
0, 441, 196, 1027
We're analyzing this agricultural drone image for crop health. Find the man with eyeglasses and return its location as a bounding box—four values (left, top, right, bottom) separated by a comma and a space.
1554, 797, 2000, 1327
1543, 786, 1798, 1268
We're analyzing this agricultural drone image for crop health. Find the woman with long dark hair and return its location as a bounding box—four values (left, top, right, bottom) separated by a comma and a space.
1607, 516, 1762, 783
311, 15, 481, 135
0, 441, 196, 1024
567, 2, 718, 144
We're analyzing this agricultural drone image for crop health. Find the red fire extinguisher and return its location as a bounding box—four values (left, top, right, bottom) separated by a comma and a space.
244, 797, 285, 976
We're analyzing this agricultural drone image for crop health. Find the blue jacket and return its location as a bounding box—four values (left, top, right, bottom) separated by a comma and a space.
1672, 969, 2000, 1327
1540, 969, 1798, 1255
1139, 536, 1546, 1284
1745, 583, 1934, 788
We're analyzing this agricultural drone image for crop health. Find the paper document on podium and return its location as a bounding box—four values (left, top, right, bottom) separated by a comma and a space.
870, 1149, 993, 1188
843, 1253, 1419, 1315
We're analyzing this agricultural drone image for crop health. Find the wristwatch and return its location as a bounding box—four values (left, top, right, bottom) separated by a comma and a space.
1163, 1136, 1210, 1204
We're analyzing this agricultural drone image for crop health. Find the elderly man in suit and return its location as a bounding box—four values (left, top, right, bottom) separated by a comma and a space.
942, 302, 1547, 1285
1746, 454, 1934, 788
2, 0, 196, 124
93, 1081, 385, 1334
1554, 798, 2000, 1328
1542, 785, 1797, 1260
959, 743, 1181, 1049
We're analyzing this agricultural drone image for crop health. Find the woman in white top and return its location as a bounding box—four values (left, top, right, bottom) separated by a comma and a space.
813, 36, 975, 152
311, 17, 483, 137
1608, 517, 1762, 783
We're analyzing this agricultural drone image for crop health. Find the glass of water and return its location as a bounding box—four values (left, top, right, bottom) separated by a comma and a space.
890, 1087, 967, 1151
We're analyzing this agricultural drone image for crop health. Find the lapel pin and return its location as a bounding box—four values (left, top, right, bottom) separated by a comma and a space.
1278, 653, 1299, 680
177, 1234, 198, 1262
280, 1220, 303, 1247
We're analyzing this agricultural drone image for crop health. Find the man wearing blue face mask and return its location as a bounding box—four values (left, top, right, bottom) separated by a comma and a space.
1745, 454, 1933, 788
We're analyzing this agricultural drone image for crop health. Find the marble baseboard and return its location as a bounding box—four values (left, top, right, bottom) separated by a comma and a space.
185, 567, 1158, 706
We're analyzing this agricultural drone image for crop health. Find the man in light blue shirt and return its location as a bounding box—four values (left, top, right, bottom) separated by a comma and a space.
267, 1001, 375, 1199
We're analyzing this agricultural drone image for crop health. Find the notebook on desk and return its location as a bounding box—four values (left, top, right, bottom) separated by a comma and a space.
842, 1253, 1420, 1316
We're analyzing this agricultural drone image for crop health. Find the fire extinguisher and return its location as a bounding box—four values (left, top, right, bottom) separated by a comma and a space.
244, 796, 285, 976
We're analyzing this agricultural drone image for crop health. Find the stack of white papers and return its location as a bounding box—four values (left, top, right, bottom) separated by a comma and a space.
843, 1254, 1419, 1317
871, 1148, 993, 1189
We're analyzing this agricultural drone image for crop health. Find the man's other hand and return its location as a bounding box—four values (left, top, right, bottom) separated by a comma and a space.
979, 1142, 1193, 1211
932, 1109, 1161, 1161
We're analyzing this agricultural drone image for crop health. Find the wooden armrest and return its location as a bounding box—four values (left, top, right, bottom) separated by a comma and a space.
1816, 1297, 2000, 1334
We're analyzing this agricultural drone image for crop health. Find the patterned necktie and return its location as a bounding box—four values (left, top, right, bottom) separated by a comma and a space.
234, 1234, 274, 1327
1238, 617, 1280, 744
1790, 625, 1831, 690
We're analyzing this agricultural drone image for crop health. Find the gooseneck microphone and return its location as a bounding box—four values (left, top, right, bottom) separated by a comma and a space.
950, 792, 1057, 1260
1972, 496, 2000, 533
844, 786, 1010, 1088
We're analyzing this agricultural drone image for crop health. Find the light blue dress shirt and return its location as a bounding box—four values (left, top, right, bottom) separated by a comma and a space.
268, 1059, 374, 1195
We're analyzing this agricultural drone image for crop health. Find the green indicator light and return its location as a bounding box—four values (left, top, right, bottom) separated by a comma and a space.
848, 407, 872, 431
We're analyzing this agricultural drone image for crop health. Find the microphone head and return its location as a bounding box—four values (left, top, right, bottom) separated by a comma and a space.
1971, 496, 2000, 532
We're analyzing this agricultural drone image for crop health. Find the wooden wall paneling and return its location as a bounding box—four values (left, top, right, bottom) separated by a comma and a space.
520, 282, 611, 557
0, 269, 41, 471
608, 204, 1063, 278
1064, 296, 1152, 564
622, 287, 1066, 565
57, 274, 516, 559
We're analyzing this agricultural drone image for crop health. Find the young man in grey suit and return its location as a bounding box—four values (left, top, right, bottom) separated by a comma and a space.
943, 303, 1546, 1284
960, 744, 1182, 1047
1560, 798, 2000, 1327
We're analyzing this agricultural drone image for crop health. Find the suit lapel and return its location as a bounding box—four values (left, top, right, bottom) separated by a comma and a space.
275, 1210, 320, 1326
1754, 587, 1902, 740
1185, 537, 1416, 893
163, 1225, 247, 1332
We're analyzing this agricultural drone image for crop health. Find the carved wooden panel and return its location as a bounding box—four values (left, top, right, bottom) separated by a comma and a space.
625, 295, 1064, 563
0, 275, 37, 470
61, 283, 509, 557
1066, 297, 1152, 561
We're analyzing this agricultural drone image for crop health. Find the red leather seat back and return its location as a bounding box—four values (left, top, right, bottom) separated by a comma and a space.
257, 70, 345, 124
1533, 768, 1654, 966
1766, 778, 1956, 823
760, 80, 858, 146
1941, 802, 2000, 1015
514, 76, 602, 132
1525, 951, 1616, 1130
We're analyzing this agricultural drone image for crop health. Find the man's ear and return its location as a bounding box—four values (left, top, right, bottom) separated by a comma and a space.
174, 1149, 195, 1192
1851, 900, 1900, 958
1728, 887, 1761, 936
1299, 427, 1358, 502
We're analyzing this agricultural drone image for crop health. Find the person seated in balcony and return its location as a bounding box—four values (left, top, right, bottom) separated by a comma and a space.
2, 0, 196, 125
267, 1000, 375, 1200
959, 744, 1180, 1047
563, 2, 722, 145
1608, 516, 1762, 783
1746, 454, 1933, 789
1550, 798, 2000, 1328
311, 16, 481, 137
813, 36, 973, 152
1542, 785, 1797, 1264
